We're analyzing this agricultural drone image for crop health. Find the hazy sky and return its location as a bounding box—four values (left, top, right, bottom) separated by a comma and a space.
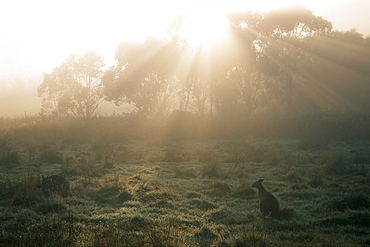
0, 0, 369, 85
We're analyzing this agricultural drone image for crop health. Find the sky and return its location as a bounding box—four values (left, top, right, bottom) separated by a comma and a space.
0, 0, 369, 88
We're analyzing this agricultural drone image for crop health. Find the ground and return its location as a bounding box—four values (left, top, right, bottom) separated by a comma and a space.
1, 136, 369, 246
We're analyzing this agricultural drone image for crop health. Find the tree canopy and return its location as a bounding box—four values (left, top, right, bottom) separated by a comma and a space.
39, 7, 370, 119
38, 51, 105, 118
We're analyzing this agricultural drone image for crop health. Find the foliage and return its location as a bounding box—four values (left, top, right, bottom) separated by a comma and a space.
2, 6, 370, 246
102, 38, 181, 118
98, 6, 370, 120
38, 51, 105, 118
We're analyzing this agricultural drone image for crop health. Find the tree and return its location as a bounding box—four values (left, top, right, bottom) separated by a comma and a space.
227, 7, 333, 111
259, 6, 332, 38
210, 12, 264, 117
297, 29, 370, 112
38, 51, 105, 118
103, 38, 183, 118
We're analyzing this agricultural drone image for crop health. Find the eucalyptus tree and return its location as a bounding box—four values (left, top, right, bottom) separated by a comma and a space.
227, 7, 333, 111
211, 12, 263, 118
257, 7, 332, 109
102, 37, 183, 118
38, 51, 105, 118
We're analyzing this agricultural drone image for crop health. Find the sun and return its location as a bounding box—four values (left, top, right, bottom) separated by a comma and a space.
181, 10, 230, 48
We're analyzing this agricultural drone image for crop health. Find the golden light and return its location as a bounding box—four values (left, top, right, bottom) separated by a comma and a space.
180, 10, 230, 48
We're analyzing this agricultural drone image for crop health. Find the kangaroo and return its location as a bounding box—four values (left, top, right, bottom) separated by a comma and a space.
251, 179, 280, 218
41, 175, 70, 197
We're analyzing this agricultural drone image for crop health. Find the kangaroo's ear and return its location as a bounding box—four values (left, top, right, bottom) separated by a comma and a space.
42, 175, 45, 180
259, 178, 265, 182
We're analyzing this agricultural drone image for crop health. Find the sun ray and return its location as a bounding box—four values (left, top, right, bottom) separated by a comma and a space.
179, 10, 230, 49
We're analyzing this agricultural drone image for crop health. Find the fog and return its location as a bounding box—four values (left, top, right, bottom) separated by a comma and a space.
0, 0, 369, 116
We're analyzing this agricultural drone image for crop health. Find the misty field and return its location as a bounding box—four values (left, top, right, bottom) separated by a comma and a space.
0, 116, 369, 246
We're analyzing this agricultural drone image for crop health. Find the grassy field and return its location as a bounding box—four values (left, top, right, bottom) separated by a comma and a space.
0, 118, 369, 246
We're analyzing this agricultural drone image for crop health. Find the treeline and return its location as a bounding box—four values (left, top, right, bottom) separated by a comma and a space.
35, 6, 370, 139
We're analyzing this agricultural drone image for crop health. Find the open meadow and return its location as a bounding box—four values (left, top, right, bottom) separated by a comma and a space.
0, 115, 369, 246
1, 1, 370, 246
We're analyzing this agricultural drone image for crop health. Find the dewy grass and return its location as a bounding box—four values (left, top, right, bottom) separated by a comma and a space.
0, 120, 369, 246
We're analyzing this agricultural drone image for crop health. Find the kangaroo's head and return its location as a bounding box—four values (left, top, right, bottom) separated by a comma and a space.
251, 178, 265, 188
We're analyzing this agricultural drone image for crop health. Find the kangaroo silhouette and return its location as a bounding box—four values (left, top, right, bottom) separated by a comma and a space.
251, 179, 280, 218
